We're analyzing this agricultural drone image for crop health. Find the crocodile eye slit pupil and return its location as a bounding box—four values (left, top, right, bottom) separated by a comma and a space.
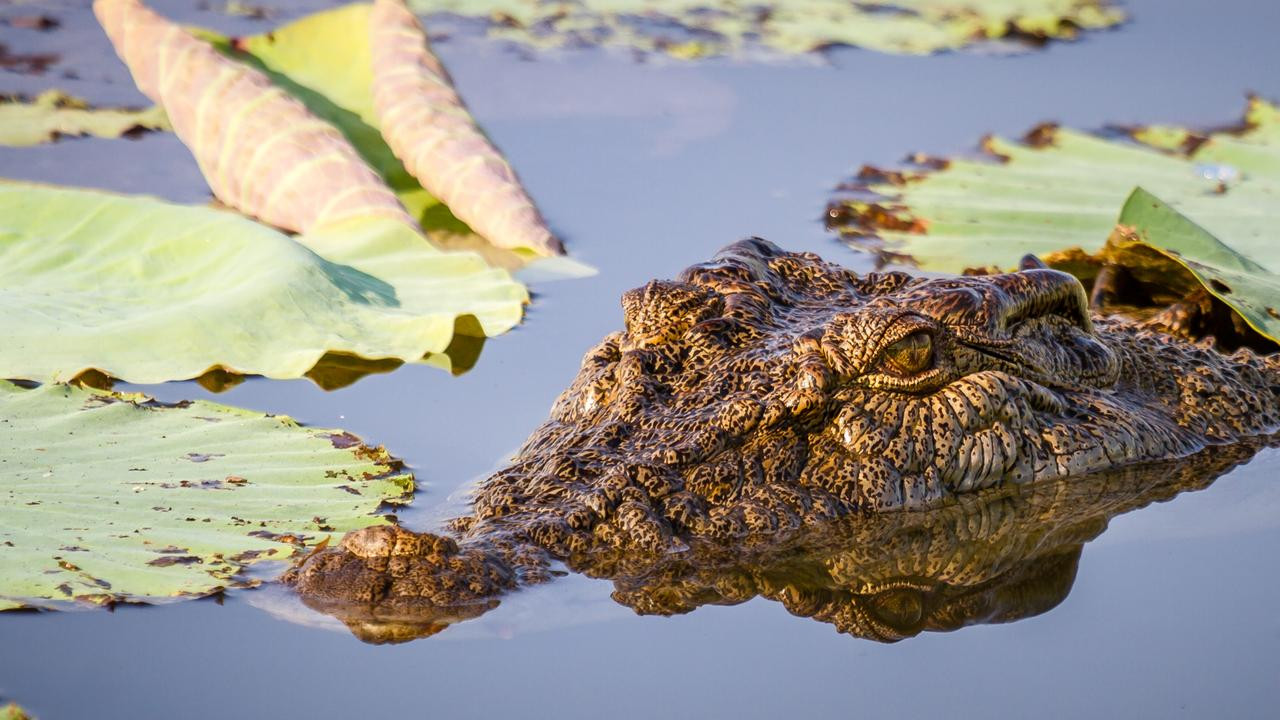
883, 331, 934, 376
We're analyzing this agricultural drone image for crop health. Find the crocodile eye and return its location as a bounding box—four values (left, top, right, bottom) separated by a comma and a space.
881, 331, 933, 376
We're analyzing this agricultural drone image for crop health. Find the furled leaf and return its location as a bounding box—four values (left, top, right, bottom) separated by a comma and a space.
1105, 187, 1280, 343
207, 2, 561, 258
0, 182, 526, 385
828, 97, 1280, 273
0, 381, 413, 611
370, 0, 560, 255
93, 0, 413, 233
407, 0, 1124, 59
0, 90, 169, 147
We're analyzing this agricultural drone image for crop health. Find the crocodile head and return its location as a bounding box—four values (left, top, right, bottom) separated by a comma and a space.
286, 239, 1280, 637
469, 238, 1279, 548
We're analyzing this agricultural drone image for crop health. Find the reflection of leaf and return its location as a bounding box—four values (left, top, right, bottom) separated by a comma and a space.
829, 97, 1280, 273
0, 183, 526, 385
94, 0, 412, 233
206, 2, 560, 257
0, 381, 413, 611
1107, 188, 1280, 344
408, 0, 1124, 59
371, 0, 560, 255
0, 90, 169, 147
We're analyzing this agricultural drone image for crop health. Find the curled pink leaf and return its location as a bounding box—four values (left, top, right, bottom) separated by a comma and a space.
369, 0, 561, 256
93, 0, 413, 233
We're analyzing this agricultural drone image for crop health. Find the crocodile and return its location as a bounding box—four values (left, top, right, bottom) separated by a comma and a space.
284, 238, 1280, 643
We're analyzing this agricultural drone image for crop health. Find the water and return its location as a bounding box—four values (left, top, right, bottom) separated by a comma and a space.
3, 0, 1280, 716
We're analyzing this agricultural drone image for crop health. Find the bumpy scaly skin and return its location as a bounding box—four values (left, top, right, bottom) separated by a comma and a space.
286, 239, 1280, 640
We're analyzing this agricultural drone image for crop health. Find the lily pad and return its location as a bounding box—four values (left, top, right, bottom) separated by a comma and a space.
0, 381, 413, 611
0, 90, 169, 147
1106, 187, 1280, 343
408, 0, 1124, 59
829, 97, 1280, 273
0, 182, 526, 385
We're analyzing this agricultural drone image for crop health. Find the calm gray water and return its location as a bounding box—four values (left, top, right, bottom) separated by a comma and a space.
3, 0, 1280, 717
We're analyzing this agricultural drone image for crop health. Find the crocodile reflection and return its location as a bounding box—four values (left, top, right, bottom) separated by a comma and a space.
297, 440, 1268, 643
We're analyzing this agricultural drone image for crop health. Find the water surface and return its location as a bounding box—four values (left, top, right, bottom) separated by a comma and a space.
2, 0, 1280, 716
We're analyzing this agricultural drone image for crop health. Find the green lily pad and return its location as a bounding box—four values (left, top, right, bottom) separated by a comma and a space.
0, 381, 413, 611
829, 97, 1280, 273
0, 90, 170, 147
408, 0, 1124, 59
1107, 187, 1280, 343
0, 182, 526, 385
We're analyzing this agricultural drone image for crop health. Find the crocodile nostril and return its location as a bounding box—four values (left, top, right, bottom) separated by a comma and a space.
1019, 253, 1048, 270
999, 269, 1093, 335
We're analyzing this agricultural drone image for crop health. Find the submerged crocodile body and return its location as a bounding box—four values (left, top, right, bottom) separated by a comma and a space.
285, 239, 1280, 642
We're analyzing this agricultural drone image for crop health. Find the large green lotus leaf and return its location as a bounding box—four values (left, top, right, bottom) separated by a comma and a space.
0, 381, 413, 611
0, 90, 169, 147
829, 97, 1280, 272
407, 0, 1124, 59
196, 2, 558, 261
1109, 187, 1280, 343
0, 182, 526, 385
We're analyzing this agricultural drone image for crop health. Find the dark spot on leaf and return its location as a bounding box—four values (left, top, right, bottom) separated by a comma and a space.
337, 485, 362, 495
326, 432, 362, 449
1267, 307, 1280, 319
225, 475, 248, 485
229, 549, 270, 563
161, 479, 228, 490
854, 164, 911, 186
1023, 122, 1060, 148
0, 44, 58, 74
905, 152, 949, 170
249, 530, 308, 546
5, 14, 60, 31
147, 555, 202, 567
1209, 279, 1232, 294
56, 583, 72, 596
